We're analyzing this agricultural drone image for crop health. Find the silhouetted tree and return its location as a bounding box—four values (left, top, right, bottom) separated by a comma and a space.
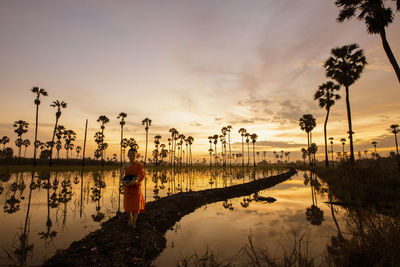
299, 114, 316, 166
340, 138, 346, 160
63, 130, 76, 161
55, 125, 65, 160
22, 139, 30, 157
324, 44, 367, 163
390, 124, 399, 154
238, 128, 247, 167
250, 133, 258, 167
329, 137, 335, 167
1, 136, 10, 150
335, 0, 400, 83
314, 81, 341, 167
97, 115, 110, 166
31, 87, 48, 166
118, 112, 127, 166
142, 118, 152, 166
372, 141, 378, 155
226, 125, 232, 166
13, 120, 29, 161
76, 146, 82, 159
245, 133, 250, 167
187, 136, 194, 166
49, 100, 67, 166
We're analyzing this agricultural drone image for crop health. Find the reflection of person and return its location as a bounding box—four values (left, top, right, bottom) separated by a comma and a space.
123, 148, 145, 228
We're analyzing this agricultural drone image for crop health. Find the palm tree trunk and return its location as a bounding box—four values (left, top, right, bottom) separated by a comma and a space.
33, 104, 39, 166
380, 28, 400, 83
395, 133, 398, 155
120, 125, 123, 167
228, 132, 231, 167
18, 143, 22, 162
247, 143, 250, 167
252, 143, 256, 167
241, 136, 244, 167
345, 86, 355, 163
307, 132, 311, 166
214, 143, 217, 167
331, 143, 334, 168
324, 108, 330, 167
49, 116, 59, 167
24, 146, 27, 157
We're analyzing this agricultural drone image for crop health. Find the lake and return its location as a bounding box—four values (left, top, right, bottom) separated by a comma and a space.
0, 167, 342, 266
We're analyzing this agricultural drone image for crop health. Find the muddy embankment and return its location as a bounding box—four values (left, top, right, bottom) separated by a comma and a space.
43, 168, 297, 267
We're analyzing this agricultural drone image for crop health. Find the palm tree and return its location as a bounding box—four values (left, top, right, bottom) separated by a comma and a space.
226, 125, 232, 166
263, 151, 267, 162
31, 87, 48, 166
324, 44, 367, 163
390, 124, 399, 154
340, 138, 346, 160
49, 100, 67, 166
13, 120, 29, 161
329, 137, 335, 167
97, 115, 110, 166
187, 136, 194, 166
169, 128, 178, 166
245, 133, 250, 167
76, 146, 82, 159
314, 81, 341, 167
299, 114, 316, 166
335, 0, 400, 83
22, 139, 30, 157
118, 112, 127, 166
238, 128, 247, 167
142, 118, 152, 166
63, 130, 76, 161
301, 148, 307, 165
213, 134, 219, 166
1, 136, 10, 150
208, 148, 214, 167
250, 133, 258, 167
55, 125, 65, 160
372, 141, 378, 155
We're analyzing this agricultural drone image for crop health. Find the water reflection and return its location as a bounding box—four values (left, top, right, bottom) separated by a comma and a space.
303, 172, 324, 226
0, 167, 282, 266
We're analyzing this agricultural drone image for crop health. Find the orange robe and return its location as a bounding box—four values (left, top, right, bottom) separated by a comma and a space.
123, 161, 146, 213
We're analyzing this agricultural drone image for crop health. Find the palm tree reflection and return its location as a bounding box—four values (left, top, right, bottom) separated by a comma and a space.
304, 172, 324, 225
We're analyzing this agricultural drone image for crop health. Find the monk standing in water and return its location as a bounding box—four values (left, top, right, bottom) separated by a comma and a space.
123, 148, 145, 227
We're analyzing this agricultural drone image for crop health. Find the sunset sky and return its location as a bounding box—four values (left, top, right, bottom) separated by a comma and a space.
0, 0, 399, 161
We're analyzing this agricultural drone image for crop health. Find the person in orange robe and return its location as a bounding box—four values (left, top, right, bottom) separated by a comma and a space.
123, 148, 145, 227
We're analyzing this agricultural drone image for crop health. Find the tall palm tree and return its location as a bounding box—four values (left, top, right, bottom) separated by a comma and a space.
13, 120, 29, 161
142, 118, 152, 166
324, 44, 367, 163
23, 139, 30, 157
213, 134, 219, 166
208, 148, 214, 166
238, 128, 247, 167
118, 112, 127, 166
299, 114, 316, 166
49, 100, 67, 166
187, 136, 194, 166
335, 0, 400, 83
340, 138, 346, 160
169, 128, 178, 166
1, 136, 10, 150
245, 133, 250, 167
97, 115, 110, 166
301, 148, 308, 165
226, 125, 232, 166
329, 137, 335, 167
314, 81, 341, 167
390, 124, 399, 154
250, 133, 258, 167
31, 87, 48, 166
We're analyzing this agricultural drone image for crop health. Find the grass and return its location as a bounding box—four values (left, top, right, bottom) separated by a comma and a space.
177, 230, 330, 267
312, 156, 400, 213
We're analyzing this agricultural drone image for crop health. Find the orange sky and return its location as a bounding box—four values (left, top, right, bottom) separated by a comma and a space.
0, 0, 399, 161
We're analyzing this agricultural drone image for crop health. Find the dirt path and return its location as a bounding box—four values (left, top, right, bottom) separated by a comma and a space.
43, 168, 297, 267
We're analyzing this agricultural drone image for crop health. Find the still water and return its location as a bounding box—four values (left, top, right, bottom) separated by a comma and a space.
0, 167, 288, 266
154, 170, 343, 266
